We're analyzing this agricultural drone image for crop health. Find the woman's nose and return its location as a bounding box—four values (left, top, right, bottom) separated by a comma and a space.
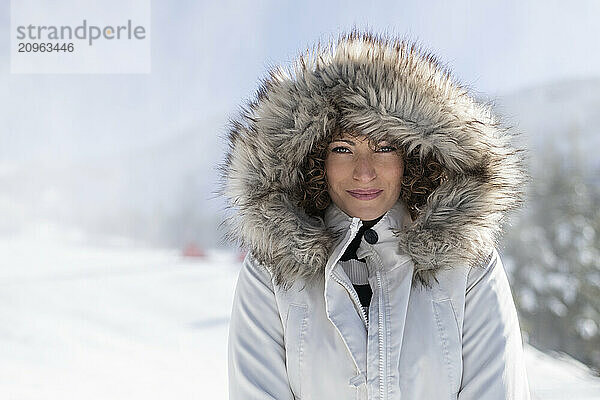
353, 155, 376, 182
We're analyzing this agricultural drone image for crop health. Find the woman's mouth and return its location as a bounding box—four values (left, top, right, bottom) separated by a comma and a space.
347, 189, 383, 200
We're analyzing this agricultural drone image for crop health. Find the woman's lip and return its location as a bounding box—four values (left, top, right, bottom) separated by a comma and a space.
348, 189, 383, 194
347, 190, 383, 200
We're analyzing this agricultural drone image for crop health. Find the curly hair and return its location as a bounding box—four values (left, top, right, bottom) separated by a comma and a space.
298, 128, 449, 221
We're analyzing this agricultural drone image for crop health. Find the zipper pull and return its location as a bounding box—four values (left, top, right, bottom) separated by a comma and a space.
349, 371, 366, 387
350, 217, 362, 232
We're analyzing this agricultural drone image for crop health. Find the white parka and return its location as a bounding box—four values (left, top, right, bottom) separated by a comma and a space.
220, 30, 531, 399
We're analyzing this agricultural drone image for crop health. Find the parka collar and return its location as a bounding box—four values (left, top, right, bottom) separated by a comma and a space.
324, 200, 413, 247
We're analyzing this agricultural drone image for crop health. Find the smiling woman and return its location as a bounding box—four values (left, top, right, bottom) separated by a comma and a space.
220, 29, 531, 400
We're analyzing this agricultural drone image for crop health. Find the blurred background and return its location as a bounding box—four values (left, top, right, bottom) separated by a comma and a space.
2, 0, 599, 399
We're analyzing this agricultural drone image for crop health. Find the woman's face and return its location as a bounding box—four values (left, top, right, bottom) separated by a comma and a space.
325, 133, 404, 221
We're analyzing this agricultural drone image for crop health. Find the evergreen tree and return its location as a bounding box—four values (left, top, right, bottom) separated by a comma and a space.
504, 142, 600, 374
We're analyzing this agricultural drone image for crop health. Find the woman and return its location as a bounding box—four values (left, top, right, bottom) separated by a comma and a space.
219, 30, 531, 399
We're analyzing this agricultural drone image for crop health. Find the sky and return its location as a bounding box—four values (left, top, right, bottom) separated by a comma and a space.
1, 0, 599, 167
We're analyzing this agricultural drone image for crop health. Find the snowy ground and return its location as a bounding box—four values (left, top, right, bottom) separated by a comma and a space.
1, 223, 599, 399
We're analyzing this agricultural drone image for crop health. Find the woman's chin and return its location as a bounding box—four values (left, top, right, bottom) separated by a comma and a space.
344, 202, 389, 220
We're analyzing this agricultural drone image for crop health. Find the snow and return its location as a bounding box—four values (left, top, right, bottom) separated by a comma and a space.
1, 225, 599, 399
525, 346, 600, 400
0, 224, 238, 399
576, 318, 599, 340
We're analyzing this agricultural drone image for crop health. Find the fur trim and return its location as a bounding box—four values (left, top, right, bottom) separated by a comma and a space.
217, 29, 529, 290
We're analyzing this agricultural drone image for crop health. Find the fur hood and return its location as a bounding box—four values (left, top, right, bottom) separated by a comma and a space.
218, 30, 528, 290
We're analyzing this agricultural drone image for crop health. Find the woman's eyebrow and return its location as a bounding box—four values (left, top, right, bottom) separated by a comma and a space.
330, 139, 355, 145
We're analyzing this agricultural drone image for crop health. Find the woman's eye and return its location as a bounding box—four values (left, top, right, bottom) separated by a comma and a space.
376, 146, 397, 153
331, 146, 351, 154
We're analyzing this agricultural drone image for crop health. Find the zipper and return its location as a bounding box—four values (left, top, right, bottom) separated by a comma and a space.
329, 217, 369, 329
339, 240, 388, 399
331, 272, 369, 328
371, 250, 387, 400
